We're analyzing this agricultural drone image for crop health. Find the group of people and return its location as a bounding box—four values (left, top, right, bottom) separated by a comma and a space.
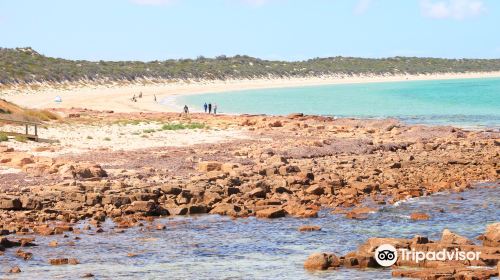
203, 102, 217, 114
131, 92, 144, 102
131, 92, 157, 103
128, 92, 216, 116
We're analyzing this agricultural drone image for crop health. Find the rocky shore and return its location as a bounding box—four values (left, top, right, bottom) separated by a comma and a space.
305, 223, 500, 279
0, 109, 499, 277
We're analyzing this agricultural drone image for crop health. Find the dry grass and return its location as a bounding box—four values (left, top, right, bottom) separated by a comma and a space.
0, 99, 59, 122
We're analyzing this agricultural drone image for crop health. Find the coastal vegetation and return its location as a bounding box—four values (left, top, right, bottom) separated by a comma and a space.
0, 99, 58, 122
2, 47, 500, 86
161, 122, 206, 130
0, 132, 8, 142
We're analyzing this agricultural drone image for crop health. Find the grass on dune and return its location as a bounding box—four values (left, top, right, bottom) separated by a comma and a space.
0, 99, 59, 122
161, 122, 206, 131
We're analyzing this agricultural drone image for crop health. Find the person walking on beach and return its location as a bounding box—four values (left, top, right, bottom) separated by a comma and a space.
154, 94, 157, 102
213, 103, 217, 115
208, 103, 212, 114
204, 102, 208, 113
183, 105, 189, 115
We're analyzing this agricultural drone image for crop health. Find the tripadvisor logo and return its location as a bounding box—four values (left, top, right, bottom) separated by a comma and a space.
374, 244, 398, 267
374, 244, 481, 267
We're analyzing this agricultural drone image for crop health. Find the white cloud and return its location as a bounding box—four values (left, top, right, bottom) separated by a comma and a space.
130, 0, 176, 6
354, 0, 373, 15
420, 0, 486, 20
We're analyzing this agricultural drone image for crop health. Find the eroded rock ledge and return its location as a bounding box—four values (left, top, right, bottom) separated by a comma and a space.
305, 223, 500, 279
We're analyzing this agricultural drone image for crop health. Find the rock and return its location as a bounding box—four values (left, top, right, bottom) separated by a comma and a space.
189, 204, 208, 214
125, 201, 166, 216
48, 241, 58, 247
304, 253, 340, 270
410, 212, 430, 221
287, 113, 304, 119
305, 185, 324, 195
209, 203, 242, 217
248, 187, 266, 198
345, 207, 376, 220
156, 224, 166, 230
298, 225, 321, 232
0, 196, 22, 210
389, 162, 402, 169
9, 153, 34, 167
161, 185, 182, 195
268, 120, 283, 127
483, 222, 500, 247
256, 208, 286, 219
9, 266, 21, 273
16, 249, 33, 260
198, 161, 222, 172
49, 258, 79, 265
82, 273, 95, 278
441, 229, 474, 245
59, 163, 107, 179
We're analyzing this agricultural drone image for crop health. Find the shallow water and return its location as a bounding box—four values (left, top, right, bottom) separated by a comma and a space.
1, 184, 499, 280
177, 78, 500, 128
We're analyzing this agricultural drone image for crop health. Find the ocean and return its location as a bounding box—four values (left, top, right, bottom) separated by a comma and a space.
177, 77, 500, 129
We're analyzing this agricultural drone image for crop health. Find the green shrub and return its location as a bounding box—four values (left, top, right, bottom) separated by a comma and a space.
14, 135, 27, 142
0, 133, 8, 142
161, 122, 205, 130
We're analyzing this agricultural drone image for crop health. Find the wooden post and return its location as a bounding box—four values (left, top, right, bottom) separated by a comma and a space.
25, 124, 28, 135
35, 124, 38, 137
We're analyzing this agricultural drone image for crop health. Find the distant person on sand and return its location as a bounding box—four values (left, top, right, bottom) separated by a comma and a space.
208, 103, 212, 114
204, 102, 208, 113
154, 94, 157, 102
184, 105, 189, 114
214, 104, 217, 115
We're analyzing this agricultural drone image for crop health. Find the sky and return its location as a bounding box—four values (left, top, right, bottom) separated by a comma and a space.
0, 0, 499, 61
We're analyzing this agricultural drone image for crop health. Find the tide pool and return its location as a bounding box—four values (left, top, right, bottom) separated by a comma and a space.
177, 78, 500, 128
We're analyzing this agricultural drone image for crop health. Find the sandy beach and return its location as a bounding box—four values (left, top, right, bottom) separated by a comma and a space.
2, 71, 500, 113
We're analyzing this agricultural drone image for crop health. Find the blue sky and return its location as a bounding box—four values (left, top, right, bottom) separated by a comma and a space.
0, 0, 499, 61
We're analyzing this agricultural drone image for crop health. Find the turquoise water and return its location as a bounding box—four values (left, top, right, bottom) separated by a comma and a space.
177, 78, 500, 128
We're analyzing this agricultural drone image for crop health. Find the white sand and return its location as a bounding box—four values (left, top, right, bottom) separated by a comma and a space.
2, 72, 500, 113
2, 122, 250, 156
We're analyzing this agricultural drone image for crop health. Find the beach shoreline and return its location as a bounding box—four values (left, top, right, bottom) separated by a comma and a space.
2, 71, 500, 113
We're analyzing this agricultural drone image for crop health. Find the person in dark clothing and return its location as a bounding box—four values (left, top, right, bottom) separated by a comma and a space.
204, 102, 208, 113
183, 105, 189, 114
208, 103, 212, 114
213, 103, 217, 115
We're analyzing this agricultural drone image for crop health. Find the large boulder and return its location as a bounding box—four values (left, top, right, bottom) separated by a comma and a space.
198, 161, 222, 172
483, 223, 500, 247
304, 253, 340, 270
59, 163, 107, 179
256, 207, 286, 219
0, 196, 22, 210
124, 201, 166, 216
209, 203, 243, 217
441, 229, 473, 245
